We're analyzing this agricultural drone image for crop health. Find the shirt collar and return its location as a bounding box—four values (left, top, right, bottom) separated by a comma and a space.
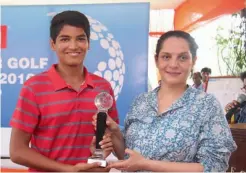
47, 64, 95, 91
148, 85, 193, 114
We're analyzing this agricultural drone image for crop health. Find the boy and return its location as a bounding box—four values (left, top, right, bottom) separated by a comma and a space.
10, 11, 119, 172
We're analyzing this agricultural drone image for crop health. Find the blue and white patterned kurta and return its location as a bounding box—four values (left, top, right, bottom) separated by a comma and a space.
122, 86, 237, 172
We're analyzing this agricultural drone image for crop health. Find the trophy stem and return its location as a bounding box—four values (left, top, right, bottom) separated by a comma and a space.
96, 112, 107, 149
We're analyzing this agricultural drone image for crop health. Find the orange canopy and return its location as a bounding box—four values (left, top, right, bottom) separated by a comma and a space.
149, 0, 245, 36
174, 0, 245, 32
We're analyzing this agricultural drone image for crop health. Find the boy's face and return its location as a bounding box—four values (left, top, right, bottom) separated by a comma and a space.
50, 24, 89, 67
201, 71, 210, 82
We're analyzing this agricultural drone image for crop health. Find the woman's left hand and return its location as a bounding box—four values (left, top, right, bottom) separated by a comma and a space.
107, 148, 146, 171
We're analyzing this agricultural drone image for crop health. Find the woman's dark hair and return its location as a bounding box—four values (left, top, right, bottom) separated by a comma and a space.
155, 30, 198, 59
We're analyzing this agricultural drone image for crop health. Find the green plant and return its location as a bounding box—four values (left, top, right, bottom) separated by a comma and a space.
215, 9, 246, 76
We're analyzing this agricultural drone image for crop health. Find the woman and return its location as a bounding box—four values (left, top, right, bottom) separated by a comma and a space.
94, 31, 236, 172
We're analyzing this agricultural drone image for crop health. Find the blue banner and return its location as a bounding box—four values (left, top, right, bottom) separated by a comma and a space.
1, 3, 149, 127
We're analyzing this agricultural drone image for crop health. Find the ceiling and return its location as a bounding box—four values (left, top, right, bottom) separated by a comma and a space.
0, 0, 187, 9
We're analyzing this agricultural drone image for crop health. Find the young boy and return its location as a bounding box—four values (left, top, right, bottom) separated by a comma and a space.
9, 10, 119, 172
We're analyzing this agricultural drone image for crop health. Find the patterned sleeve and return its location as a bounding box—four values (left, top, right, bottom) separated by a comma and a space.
195, 95, 237, 172
121, 94, 143, 139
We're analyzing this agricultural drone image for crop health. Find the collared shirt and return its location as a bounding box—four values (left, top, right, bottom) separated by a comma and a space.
122, 86, 236, 172
192, 83, 205, 92
10, 64, 119, 171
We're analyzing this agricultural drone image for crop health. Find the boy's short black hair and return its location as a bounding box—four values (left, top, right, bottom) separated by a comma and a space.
201, 67, 212, 74
50, 10, 90, 43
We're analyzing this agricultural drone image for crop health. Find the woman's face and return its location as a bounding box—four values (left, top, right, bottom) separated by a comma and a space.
155, 37, 196, 86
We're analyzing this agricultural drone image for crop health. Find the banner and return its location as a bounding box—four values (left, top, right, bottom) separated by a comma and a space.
1, 3, 150, 128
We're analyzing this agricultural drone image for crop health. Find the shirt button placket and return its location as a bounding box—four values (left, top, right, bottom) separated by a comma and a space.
76, 92, 80, 110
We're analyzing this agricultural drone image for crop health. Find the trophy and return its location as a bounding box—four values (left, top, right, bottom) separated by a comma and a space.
87, 92, 113, 167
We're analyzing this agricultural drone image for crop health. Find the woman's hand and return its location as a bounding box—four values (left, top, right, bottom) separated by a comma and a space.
92, 114, 120, 133
90, 134, 113, 159
107, 149, 146, 172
